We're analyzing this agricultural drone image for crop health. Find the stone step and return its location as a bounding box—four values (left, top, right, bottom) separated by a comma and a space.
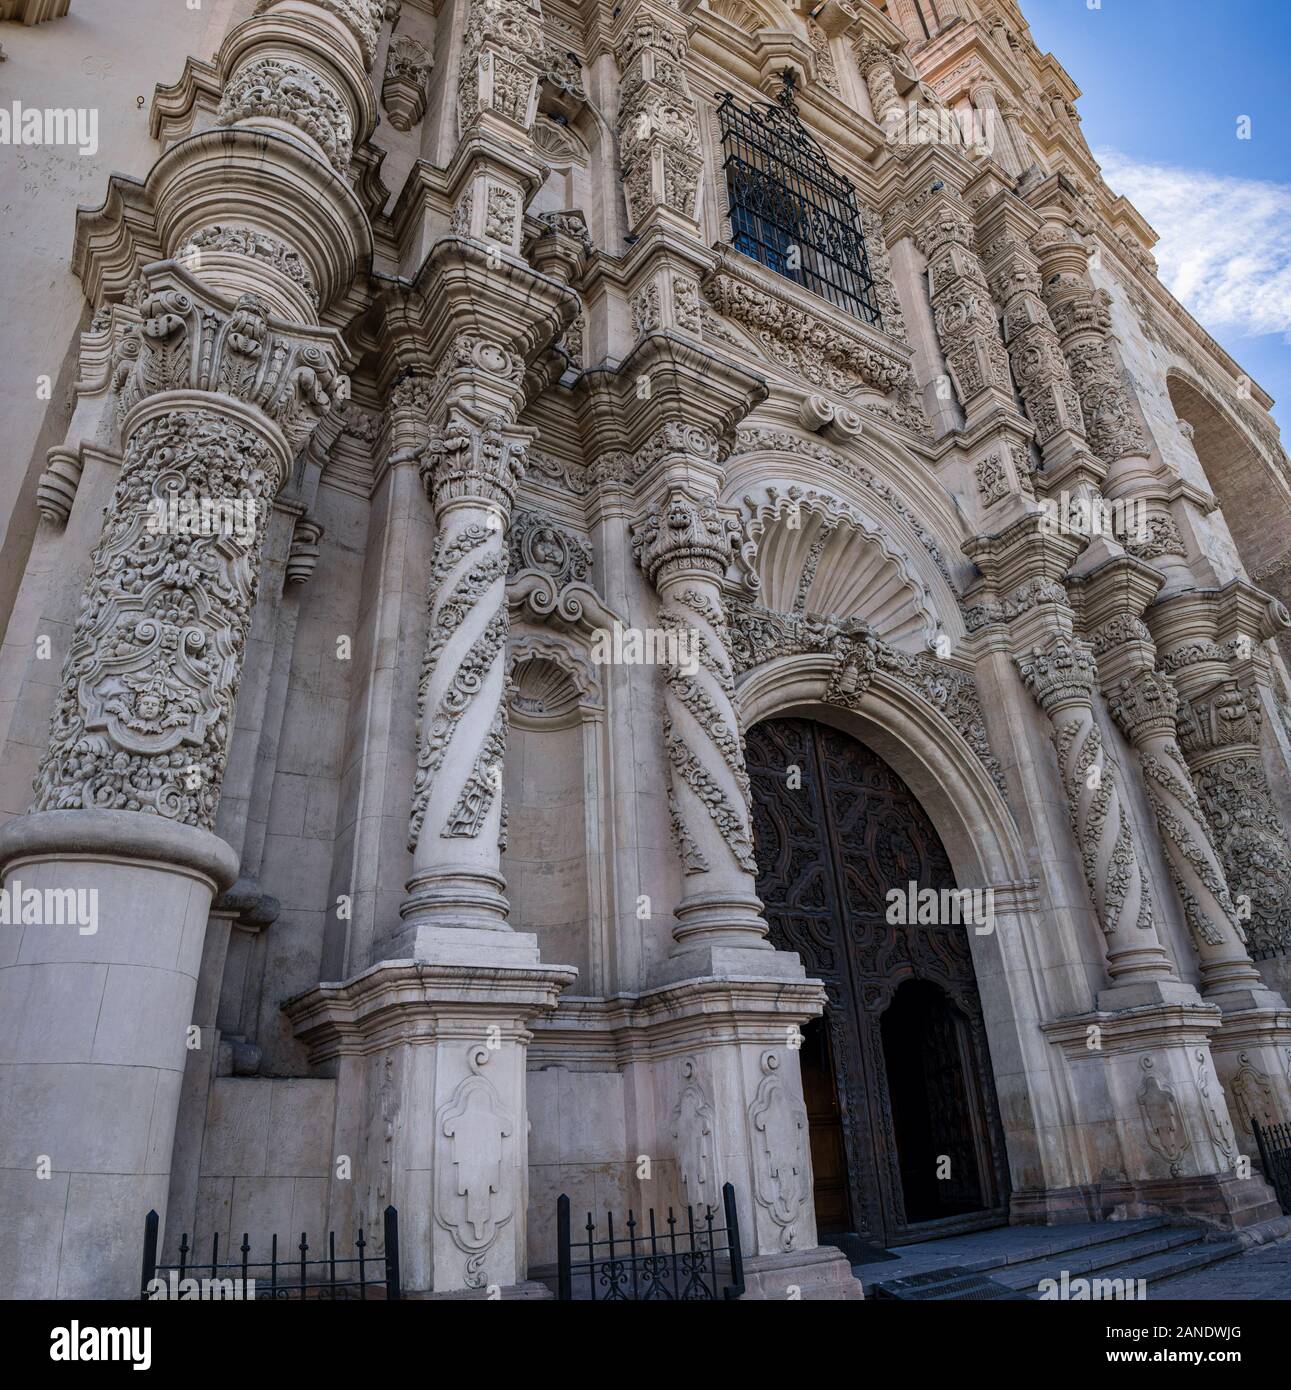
992, 1226, 1218, 1293
1021, 1238, 1245, 1300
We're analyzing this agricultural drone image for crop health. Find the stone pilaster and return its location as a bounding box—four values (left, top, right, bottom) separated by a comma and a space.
613, 4, 703, 232
976, 197, 1102, 503
910, 185, 1017, 427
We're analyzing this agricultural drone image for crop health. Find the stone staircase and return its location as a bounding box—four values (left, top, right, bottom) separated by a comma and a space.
852, 1217, 1249, 1300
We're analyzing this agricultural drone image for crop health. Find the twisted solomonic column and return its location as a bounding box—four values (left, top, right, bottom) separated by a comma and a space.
401, 408, 529, 942
1107, 670, 1266, 995
1016, 638, 1178, 985
632, 491, 774, 967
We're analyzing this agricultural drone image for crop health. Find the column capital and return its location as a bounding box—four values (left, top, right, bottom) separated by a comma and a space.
419, 407, 531, 518
631, 490, 738, 588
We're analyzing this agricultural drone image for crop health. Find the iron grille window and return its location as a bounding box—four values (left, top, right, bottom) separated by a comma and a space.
718, 72, 883, 329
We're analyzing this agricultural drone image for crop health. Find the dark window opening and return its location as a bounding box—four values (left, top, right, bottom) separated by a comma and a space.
717, 71, 883, 329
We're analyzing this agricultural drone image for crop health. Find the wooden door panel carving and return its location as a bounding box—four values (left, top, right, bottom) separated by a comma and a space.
748, 716, 1010, 1245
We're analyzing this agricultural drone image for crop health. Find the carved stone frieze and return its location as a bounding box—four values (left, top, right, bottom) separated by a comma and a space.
177, 225, 319, 313
702, 268, 928, 435
729, 604, 1007, 799
217, 57, 355, 174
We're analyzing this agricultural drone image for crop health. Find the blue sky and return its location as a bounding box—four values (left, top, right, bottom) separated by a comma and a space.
1021, 0, 1291, 430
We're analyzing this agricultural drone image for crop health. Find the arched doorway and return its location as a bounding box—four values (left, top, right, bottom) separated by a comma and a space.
747, 715, 1010, 1246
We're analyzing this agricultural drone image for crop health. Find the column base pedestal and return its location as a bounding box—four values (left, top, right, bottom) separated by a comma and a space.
0, 808, 238, 1299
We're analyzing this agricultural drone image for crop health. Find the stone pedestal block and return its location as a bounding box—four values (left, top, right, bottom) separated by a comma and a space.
0, 809, 238, 1297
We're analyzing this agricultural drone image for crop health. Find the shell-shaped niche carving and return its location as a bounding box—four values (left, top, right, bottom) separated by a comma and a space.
737, 486, 938, 652
510, 655, 583, 722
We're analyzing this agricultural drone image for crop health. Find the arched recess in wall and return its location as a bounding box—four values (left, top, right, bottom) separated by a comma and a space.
502, 633, 606, 990
1167, 370, 1291, 661
531, 55, 617, 254
736, 656, 1062, 1200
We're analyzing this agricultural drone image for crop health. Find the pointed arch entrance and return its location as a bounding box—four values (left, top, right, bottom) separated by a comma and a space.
746, 715, 1011, 1246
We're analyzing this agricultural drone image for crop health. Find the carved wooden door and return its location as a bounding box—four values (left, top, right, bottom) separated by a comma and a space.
747, 716, 1010, 1246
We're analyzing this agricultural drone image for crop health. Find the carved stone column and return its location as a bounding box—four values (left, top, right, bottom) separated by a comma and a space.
0, 0, 379, 1299
976, 200, 1103, 505
1177, 682, 1291, 962
911, 186, 1018, 428
1015, 638, 1179, 990
1107, 669, 1259, 993
1031, 221, 1149, 473
969, 523, 1276, 1226
854, 37, 904, 130
632, 490, 787, 978
613, 3, 703, 232
400, 409, 529, 953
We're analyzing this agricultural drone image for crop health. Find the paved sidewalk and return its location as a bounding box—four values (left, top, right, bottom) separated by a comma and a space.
1149, 1239, 1291, 1300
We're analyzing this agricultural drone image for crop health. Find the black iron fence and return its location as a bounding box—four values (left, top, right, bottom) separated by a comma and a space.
556, 1183, 745, 1300
1253, 1119, 1291, 1215
140, 1206, 401, 1300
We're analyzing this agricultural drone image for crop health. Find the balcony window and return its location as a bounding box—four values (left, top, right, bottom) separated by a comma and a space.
717, 71, 883, 329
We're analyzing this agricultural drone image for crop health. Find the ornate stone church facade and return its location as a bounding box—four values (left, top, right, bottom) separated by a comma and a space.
3, 0, 1291, 1300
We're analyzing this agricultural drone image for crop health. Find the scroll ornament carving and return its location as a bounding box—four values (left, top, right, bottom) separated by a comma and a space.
1192, 1048, 1236, 1162
1017, 640, 1156, 943
217, 57, 355, 174
974, 452, 1009, 506
457, 0, 545, 133
33, 410, 277, 828
808, 20, 840, 98
748, 1052, 812, 1250
1224, 1052, 1276, 1140
507, 509, 592, 587
109, 284, 346, 454
435, 1046, 514, 1287
630, 281, 662, 337
857, 207, 907, 344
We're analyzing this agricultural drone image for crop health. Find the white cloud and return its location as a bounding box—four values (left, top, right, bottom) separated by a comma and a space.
1094, 148, 1291, 342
